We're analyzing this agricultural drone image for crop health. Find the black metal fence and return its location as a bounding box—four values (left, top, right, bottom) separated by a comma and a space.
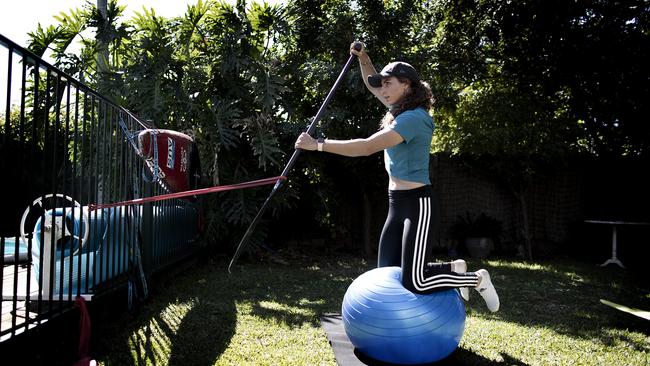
0, 33, 201, 341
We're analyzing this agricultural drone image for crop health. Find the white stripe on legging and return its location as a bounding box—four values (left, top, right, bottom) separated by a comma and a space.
411, 196, 478, 291
411, 197, 429, 291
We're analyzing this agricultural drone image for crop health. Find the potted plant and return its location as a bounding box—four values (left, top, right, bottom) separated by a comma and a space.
448, 212, 502, 259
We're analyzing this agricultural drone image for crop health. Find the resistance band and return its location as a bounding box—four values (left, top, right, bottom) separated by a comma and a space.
89, 176, 286, 211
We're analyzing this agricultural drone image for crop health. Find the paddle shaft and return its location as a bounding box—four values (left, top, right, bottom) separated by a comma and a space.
228, 43, 363, 272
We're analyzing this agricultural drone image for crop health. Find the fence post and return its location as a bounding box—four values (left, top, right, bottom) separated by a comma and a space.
141, 183, 153, 274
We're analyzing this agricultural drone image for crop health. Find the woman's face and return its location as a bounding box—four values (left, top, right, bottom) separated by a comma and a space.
380, 76, 410, 106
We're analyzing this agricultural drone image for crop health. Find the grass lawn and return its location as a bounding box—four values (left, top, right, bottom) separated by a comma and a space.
92, 250, 650, 366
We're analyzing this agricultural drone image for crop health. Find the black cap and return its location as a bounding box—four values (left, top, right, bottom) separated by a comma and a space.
368, 61, 419, 88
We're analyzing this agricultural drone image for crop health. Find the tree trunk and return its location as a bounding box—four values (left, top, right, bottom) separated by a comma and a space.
212, 147, 220, 186
96, 0, 110, 93
514, 187, 533, 260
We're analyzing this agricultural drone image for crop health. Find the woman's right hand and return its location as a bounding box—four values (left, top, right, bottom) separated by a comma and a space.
295, 132, 317, 151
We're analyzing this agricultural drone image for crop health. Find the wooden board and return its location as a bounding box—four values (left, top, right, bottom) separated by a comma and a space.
600, 299, 650, 321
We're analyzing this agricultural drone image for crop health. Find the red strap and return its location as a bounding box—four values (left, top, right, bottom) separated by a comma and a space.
74, 296, 91, 362
89, 175, 286, 211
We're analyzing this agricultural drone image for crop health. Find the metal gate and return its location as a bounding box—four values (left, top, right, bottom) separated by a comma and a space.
0, 33, 202, 342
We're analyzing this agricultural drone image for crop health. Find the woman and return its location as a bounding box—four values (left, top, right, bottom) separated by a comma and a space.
295, 43, 499, 312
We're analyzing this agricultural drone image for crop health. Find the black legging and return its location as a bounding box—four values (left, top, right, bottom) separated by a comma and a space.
377, 185, 478, 294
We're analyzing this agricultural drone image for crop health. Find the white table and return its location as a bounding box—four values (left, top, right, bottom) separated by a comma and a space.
584, 220, 650, 268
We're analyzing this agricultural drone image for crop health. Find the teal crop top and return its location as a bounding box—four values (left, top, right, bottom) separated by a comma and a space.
384, 107, 434, 184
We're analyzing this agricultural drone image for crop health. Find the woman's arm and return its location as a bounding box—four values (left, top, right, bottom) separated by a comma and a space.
350, 43, 390, 108
295, 128, 403, 157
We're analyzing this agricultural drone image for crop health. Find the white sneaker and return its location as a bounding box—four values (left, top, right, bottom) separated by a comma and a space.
475, 269, 499, 312
453, 259, 470, 301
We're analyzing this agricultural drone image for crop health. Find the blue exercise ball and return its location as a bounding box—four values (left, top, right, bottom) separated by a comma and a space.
342, 266, 465, 364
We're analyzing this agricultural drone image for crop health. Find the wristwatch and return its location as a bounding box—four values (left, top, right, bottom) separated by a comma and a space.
317, 138, 325, 152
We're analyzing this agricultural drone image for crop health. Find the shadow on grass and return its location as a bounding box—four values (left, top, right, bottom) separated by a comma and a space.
92, 253, 371, 365
166, 298, 237, 366
465, 257, 650, 352
435, 348, 529, 366
91, 253, 650, 365
350, 347, 529, 366
90, 267, 238, 366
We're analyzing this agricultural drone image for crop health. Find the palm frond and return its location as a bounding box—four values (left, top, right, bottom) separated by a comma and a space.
178, 0, 210, 55
52, 7, 89, 55
27, 24, 61, 57
247, 65, 287, 112
235, 113, 283, 170
208, 99, 241, 150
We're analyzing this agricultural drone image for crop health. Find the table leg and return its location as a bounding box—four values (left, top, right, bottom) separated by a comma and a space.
601, 225, 625, 268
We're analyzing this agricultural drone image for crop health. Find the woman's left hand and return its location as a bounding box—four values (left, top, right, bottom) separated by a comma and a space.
295, 132, 317, 151
350, 41, 365, 57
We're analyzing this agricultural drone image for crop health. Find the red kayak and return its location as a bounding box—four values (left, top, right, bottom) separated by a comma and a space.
137, 129, 199, 193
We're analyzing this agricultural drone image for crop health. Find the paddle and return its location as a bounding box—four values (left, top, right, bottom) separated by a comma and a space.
228, 41, 365, 273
